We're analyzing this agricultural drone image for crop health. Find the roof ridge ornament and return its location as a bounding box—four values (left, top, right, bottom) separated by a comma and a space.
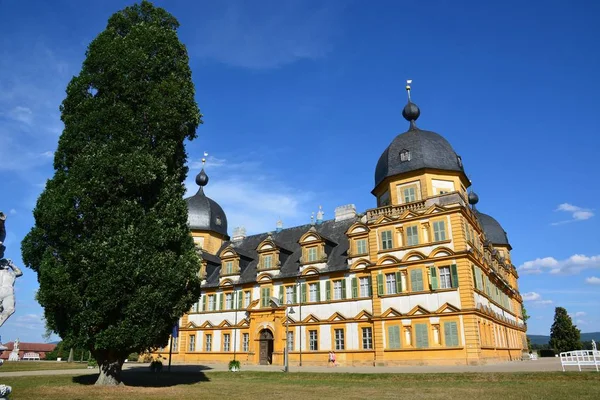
402, 79, 420, 130
195, 151, 209, 190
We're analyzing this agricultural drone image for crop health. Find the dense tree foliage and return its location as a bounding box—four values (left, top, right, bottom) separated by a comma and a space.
21, 1, 201, 385
549, 307, 582, 354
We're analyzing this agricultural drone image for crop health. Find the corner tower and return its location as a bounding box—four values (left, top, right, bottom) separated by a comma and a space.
185, 158, 229, 254
373, 82, 470, 207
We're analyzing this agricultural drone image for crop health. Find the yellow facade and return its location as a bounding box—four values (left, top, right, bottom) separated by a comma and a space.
153, 95, 526, 367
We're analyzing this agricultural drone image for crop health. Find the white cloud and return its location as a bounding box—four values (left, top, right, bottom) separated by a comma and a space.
585, 276, 600, 285
522, 292, 541, 301
188, 1, 342, 69
534, 300, 553, 305
576, 319, 587, 325
6, 106, 33, 125
9, 209, 16, 215
9, 313, 45, 331
552, 203, 594, 225
518, 254, 600, 275
575, 311, 586, 317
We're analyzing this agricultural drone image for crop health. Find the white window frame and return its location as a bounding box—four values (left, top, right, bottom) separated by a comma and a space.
359, 277, 370, 297
433, 220, 446, 241
208, 295, 216, 311
385, 273, 396, 295
188, 335, 195, 352
309, 283, 318, 303
439, 266, 452, 289
205, 334, 212, 351
223, 333, 231, 352
309, 330, 318, 351
244, 291, 251, 307
333, 280, 343, 300
225, 292, 233, 310
381, 230, 393, 250
362, 327, 373, 349
287, 331, 294, 351
286, 285, 295, 303
406, 225, 419, 246
334, 329, 345, 350
356, 238, 367, 254
242, 333, 249, 352
307, 247, 318, 262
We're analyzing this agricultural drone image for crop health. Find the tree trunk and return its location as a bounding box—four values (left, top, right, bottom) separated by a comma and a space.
95, 357, 124, 386
68, 348, 74, 363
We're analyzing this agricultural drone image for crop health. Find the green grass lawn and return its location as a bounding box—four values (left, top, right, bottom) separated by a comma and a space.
0, 361, 88, 372
1, 371, 599, 399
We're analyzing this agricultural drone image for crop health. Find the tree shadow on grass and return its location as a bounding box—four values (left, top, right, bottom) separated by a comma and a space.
72, 365, 211, 387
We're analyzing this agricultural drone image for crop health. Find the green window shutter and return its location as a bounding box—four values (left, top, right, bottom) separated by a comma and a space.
411, 269, 423, 292
261, 288, 267, 307
377, 273, 384, 296
430, 267, 438, 290
368, 276, 373, 297
351, 277, 358, 298
450, 264, 459, 288
218, 293, 223, 310
202, 295, 207, 311
316, 282, 321, 302
415, 323, 429, 348
395, 271, 402, 293
471, 265, 476, 289
267, 288, 272, 306
388, 325, 401, 349
326, 280, 331, 301
444, 322, 459, 346
341, 279, 347, 299
278, 287, 284, 305
301, 283, 307, 303
237, 291, 243, 309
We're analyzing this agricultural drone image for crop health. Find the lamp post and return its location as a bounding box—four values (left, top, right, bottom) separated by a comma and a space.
284, 300, 295, 373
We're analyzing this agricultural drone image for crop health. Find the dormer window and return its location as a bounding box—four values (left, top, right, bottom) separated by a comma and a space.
307, 247, 318, 262
400, 149, 411, 162
225, 261, 233, 275
263, 254, 272, 269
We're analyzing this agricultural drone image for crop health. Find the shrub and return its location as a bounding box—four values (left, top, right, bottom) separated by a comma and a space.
228, 360, 241, 371
127, 353, 139, 362
539, 349, 555, 357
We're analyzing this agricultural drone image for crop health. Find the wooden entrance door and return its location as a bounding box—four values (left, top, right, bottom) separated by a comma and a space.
259, 329, 274, 365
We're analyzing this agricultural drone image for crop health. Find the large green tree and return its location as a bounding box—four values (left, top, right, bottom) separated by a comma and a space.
21, 1, 201, 385
549, 307, 582, 354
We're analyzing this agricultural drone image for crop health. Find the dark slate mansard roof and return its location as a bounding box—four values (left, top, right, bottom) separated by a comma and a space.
474, 210, 512, 250
185, 169, 228, 238
202, 217, 358, 288
374, 101, 465, 190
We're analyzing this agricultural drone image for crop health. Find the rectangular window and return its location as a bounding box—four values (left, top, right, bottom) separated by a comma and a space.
263, 254, 272, 269
225, 292, 233, 310
415, 323, 429, 348
433, 220, 446, 241
309, 330, 318, 351
309, 283, 319, 302
385, 273, 397, 295
307, 247, 318, 262
439, 267, 452, 289
333, 280, 343, 300
410, 269, 424, 292
287, 331, 294, 352
208, 295, 216, 311
205, 334, 212, 352
286, 285, 296, 303
172, 337, 178, 351
356, 238, 367, 254
406, 225, 419, 246
225, 261, 233, 274
444, 321, 459, 347
244, 291, 251, 307
334, 329, 345, 350
359, 277, 370, 297
223, 334, 231, 352
242, 333, 249, 352
388, 325, 401, 349
403, 187, 416, 203
378, 191, 390, 207
362, 327, 373, 349
188, 335, 195, 352
381, 230, 393, 250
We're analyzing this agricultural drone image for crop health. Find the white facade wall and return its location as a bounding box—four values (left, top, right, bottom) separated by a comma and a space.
380, 291, 461, 314
297, 299, 372, 320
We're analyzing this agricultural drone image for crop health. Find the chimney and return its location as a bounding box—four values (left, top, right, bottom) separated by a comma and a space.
334, 204, 357, 222
276, 219, 283, 233
232, 226, 247, 242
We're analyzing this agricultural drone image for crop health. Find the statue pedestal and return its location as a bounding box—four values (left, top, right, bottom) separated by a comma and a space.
7, 351, 18, 362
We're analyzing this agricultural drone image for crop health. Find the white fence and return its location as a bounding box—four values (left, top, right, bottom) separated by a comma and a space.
22, 352, 40, 361
560, 350, 599, 372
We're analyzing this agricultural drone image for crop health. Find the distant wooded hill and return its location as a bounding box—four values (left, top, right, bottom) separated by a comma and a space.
528, 332, 600, 346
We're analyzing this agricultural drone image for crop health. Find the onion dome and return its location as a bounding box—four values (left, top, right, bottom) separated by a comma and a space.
185, 168, 228, 237
374, 99, 466, 190
474, 210, 511, 250
468, 191, 479, 206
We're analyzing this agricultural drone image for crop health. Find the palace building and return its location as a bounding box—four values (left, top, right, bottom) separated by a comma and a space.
161, 87, 527, 366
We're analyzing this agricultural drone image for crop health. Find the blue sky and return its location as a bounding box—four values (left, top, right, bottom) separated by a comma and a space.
1, 0, 599, 342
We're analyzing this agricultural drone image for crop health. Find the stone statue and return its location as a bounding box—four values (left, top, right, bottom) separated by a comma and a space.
593, 339, 597, 352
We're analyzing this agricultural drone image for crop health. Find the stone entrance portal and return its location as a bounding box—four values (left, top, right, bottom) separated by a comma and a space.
258, 329, 274, 365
